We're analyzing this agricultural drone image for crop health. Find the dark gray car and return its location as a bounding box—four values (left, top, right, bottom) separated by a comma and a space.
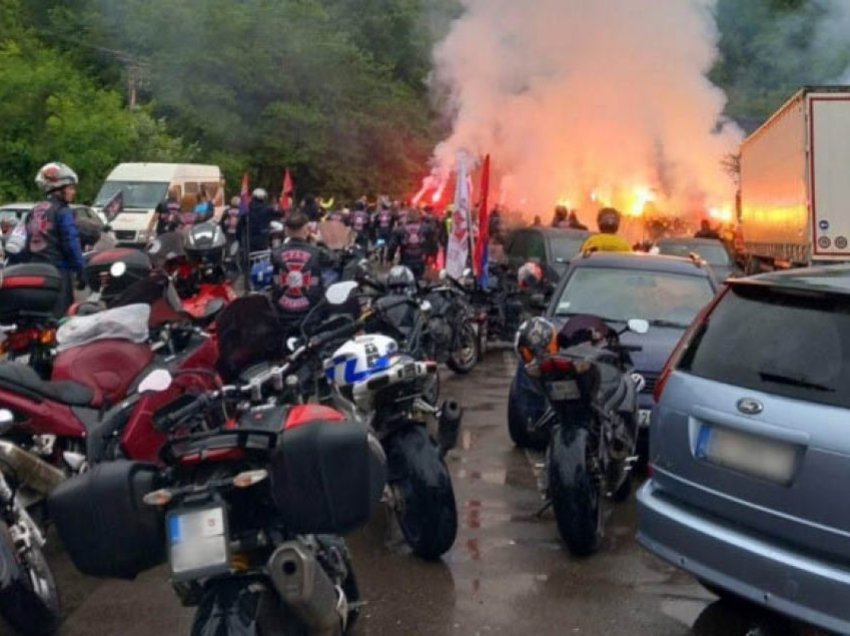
656, 237, 740, 282
638, 264, 850, 634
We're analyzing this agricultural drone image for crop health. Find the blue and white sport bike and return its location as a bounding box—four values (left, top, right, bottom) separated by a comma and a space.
323, 334, 462, 560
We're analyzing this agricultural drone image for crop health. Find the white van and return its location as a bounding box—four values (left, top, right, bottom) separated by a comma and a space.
93, 163, 225, 244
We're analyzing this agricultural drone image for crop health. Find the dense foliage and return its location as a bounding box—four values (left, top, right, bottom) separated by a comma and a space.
0, 0, 846, 203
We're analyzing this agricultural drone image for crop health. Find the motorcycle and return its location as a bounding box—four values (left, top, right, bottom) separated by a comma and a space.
48, 285, 386, 635
322, 289, 462, 559
425, 269, 480, 374
521, 315, 648, 556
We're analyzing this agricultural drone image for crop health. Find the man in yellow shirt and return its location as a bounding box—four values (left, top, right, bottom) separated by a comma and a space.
580, 208, 633, 253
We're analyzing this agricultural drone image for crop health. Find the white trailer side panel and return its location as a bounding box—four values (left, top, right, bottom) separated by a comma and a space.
740, 94, 809, 262
810, 95, 850, 258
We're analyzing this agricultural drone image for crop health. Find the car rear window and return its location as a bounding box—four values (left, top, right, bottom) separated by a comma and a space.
550, 235, 587, 264
680, 284, 850, 409
658, 241, 731, 265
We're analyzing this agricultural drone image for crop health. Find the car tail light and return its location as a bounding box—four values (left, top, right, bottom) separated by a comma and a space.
654, 288, 726, 402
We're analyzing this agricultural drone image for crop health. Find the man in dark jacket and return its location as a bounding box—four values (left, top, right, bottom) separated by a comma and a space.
29, 162, 86, 315
239, 188, 276, 253
272, 211, 325, 335
348, 201, 371, 249
389, 209, 430, 278
373, 201, 396, 264
148, 187, 181, 239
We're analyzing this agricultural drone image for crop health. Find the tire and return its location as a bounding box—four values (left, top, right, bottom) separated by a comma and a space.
548, 427, 604, 557
507, 375, 548, 451
0, 522, 61, 636
447, 322, 478, 375
387, 426, 458, 560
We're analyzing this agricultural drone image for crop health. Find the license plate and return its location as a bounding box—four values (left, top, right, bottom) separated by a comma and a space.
696, 426, 798, 485
546, 380, 580, 401
167, 506, 229, 579
638, 409, 652, 428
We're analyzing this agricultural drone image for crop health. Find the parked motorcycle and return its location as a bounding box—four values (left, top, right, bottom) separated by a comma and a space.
515, 315, 648, 556
324, 321, 462, 560
426, 270, 480, 374
48, 285, 386, 635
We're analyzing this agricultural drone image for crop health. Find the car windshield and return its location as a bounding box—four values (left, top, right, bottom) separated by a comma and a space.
550, 235, 588, 264
680, 285, 850, 409
657, 240, 731, 266
554, 267, 715, 327
94, 181, 169, 210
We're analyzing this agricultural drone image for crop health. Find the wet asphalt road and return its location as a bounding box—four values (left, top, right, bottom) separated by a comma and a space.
2, 349, 830, 635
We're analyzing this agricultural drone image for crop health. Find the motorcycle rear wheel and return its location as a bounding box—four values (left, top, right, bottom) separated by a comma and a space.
387, 426, 458, 560
0, 521, 61, 636
447, 322, 479, 375
548, 426, 604, 557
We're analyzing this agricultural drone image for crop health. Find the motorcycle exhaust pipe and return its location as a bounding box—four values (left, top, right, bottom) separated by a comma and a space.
267, 541, 344, 635
0, 441, 65, 496
438, 400, 463, 457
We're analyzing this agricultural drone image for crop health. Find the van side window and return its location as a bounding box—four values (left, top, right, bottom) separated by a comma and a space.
184, 182, 199, 196
169, 185, 182, 200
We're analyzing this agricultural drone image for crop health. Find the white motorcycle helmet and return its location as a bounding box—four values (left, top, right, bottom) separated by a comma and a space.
324, 335, 398, 392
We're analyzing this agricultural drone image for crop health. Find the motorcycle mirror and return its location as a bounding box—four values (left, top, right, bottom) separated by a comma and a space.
326, 281, 358, 305
110, 261, 127, 278
439, 269, 449, 281
0, 409, 14, 434
138, 369, 173, 394
628, 318, 650, 335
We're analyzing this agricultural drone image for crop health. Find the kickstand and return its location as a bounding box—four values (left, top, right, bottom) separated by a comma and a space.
535, 500, 552, 518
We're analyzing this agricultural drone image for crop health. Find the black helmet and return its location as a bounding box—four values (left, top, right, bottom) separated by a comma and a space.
514, 317, 558, 377
597, 207, 621, 233
185, 222, 226, 266
387, 265, 416, 293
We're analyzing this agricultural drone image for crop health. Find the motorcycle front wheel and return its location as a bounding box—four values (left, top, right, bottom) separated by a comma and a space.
0, 521, 61, 636
387, 425, 458, 560
547, 426, 604, 557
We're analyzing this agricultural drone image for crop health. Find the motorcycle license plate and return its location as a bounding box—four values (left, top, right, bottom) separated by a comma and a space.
638, 409, 652, 428
546, 380, 580, 401
696, 426, 798, 485
167, 505, 230, 580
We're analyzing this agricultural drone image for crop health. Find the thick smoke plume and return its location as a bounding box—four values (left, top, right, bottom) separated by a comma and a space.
430, 0, 742, 222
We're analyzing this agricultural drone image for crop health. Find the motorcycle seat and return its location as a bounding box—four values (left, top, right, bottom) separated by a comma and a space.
0, 363, 95, 406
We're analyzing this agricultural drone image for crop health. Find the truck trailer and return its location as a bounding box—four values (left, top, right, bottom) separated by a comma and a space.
740, 86, 850, 270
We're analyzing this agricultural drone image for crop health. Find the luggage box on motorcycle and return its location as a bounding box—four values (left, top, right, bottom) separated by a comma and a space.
48, 461, 165, 579
0, 263, 62, 322
85, 248, 152, 302
270, 415, 385, 535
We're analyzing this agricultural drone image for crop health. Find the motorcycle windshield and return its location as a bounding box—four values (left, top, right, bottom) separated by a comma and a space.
111, 274, 169, 308
147, 231, 186, 269
215, 295, 284, 381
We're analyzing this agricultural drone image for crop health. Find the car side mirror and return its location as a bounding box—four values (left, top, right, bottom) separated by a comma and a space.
628, 319, 649, 335
138, 369, 173, 394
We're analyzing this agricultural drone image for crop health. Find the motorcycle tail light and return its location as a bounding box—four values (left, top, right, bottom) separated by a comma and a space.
540, 357, 573, 376
39, 329, 56, 346
143, 488, 174, 507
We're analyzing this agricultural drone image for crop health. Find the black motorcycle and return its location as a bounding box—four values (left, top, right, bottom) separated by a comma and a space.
423, 271, 480, 374
521, 315, 648, 556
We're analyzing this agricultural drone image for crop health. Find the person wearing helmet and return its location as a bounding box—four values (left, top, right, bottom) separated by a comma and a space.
29, 162, 86, 314
148, 186, 181, 239
580, 207, 633, 253
239, 188, 277, 253
389, 209, 429, 278
517, 261, 544, 291
272, 211, 326, 335
386, 265, 417, 295
514, 317, 559, 378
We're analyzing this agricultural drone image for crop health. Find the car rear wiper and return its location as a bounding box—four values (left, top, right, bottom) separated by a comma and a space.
758, 371, 835, 393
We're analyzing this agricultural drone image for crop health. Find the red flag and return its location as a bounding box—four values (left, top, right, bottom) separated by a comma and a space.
279, 168, 295, 211
239, 172, 250, 216
474, 155, 491, 279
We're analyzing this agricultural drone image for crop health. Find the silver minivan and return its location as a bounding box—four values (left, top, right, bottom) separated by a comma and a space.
638, 266, 850, 634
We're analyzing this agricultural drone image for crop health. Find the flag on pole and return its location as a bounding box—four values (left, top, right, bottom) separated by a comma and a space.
474, 154, 491, 285
446, 151, 472, 279
239, 173, 250, 216
279, 168, 294, 211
